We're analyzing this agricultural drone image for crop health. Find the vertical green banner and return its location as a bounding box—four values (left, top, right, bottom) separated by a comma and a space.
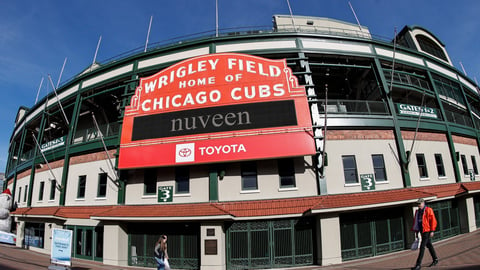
158, 186, 173, 202
360, 174, 375, 191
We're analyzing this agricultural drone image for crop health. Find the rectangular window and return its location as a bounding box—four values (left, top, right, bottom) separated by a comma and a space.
50, 180, 56, 200
416, 154, 429, 178
278, 158, 296, 188
77, 175, 86, 199
471, 156, 478, 175
38, 181, 45, 201
24, 185, 28, 202
372, 154, 387, 182
97, 173, 108, 197
241, 162, 258, 190
175, 167, 190, 194
144, 168, 157, 195
461, 154, 469, 175
18, 187, 21, 203
342, 155, 358, 184
434, 154, 446, 177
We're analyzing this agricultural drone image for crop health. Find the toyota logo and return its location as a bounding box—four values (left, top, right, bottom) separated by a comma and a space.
178, 148, 192, 157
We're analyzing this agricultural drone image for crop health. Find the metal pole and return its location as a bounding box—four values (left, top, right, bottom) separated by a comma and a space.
56, 57, 68, 88
47, 75, 70, 126
92, 113, 119, 181
348, 1, 362, 30
31, 133, 57, 182
92, 35, 102, 66
389, 28, 398, 94
286, 0, 297, 31
215, 0, 219, 37
459, 61, 467, 76
35, 77, 44, 104
144, 16, 153, 52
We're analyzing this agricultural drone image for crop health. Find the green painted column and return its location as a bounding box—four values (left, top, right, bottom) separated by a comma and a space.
59, 94, 82, 206
209, 170, 219, 202
373, 58, 411, 187
11, 128, 28, 203
426, 70, 462, 183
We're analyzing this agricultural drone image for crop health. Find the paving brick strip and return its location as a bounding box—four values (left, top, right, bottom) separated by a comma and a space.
0, 230, 479, 269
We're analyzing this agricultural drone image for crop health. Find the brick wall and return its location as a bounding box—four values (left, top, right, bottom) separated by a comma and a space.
452, 135, 478, 146
70, 150, 116, 165
326, 130, 395, 140
401, 131, 447, 142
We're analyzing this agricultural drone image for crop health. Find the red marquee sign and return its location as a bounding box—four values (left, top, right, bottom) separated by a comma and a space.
118, 53, 315, 169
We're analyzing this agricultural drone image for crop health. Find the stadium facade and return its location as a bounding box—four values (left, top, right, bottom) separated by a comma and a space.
6, 15, 480, 269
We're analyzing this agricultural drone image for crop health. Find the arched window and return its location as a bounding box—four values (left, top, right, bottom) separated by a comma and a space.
416, 34, 448, 61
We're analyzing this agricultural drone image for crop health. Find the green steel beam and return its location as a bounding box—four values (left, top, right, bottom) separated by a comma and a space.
374, 58, 411, 187
209, 170, 219, 202
26, 110, 47, 207
11, 127, 28, 202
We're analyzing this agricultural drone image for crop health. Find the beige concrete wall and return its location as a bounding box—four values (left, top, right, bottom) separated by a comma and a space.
200, 222, 226, 270
125, 165, 209, 205
316, 214, 342, 265
218, 156, 317, 201
453, 142, 480, 182
325, 139, 404, 194
103, 223, 129, 266
64, 159, 118, 206
14, 175, 30, 208
30, 168, 63, 207
404, 139, 456, 187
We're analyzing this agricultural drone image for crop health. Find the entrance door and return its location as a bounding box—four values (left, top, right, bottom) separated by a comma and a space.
68, 225, 103, 261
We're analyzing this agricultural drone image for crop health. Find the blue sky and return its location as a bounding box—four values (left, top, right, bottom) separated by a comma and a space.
1, 0, 479, 171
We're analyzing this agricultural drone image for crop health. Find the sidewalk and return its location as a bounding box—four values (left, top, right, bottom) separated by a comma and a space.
0, 230, 479, 269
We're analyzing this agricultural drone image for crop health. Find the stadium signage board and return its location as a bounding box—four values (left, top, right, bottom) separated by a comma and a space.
397, 103, 438, 119
119, 53, 315, 168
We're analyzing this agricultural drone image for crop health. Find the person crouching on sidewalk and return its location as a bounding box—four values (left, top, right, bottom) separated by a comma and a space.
411, 198, 439, 270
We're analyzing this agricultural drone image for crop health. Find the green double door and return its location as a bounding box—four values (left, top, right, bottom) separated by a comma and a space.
67, 225, 104, 261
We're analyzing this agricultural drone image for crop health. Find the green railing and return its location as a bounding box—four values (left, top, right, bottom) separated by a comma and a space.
444, 110, 474, 127
315, 99, 390, 115
384, 70, 431, 91
73, 122, 120, 144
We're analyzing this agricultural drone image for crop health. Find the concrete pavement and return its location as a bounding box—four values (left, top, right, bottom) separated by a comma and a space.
0, 230, 479, 269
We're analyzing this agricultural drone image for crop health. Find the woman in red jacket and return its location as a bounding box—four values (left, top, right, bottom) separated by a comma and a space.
411, 198, 439, 270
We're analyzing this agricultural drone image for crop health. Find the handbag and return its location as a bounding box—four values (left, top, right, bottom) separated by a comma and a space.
411, 238, 420, 250
164, 258, 171, 270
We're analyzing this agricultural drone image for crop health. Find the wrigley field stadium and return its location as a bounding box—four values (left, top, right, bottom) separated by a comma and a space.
6, 14, 480, 269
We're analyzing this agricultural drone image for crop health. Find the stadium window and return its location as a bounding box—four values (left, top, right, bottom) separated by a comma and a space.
241, 162, 258, 191
24, 185, 28, 202
471, 156, 478, 175
175, 167, 190, 194
77, 175, 86, 199
97, 173, 108, 198
144, 168, 157, 195
38, 181, 45, 201
434, 154, 446, 177
342, 155, 358, 184
461, 155, 469, 175
18, 187, 21, 203
372, 154, 387, 182
278, 158, 296, 188
415, 34, 448, 62
50, 180, 56, 200
416, 154, 429, 178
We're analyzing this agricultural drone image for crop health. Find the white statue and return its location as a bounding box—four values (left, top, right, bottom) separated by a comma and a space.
0, 189, 13, 232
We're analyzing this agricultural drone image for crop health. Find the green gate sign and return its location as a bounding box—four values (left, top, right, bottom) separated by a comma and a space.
360, 174, 375, 191
397, 103, 438, 119
158, 186, 173, 202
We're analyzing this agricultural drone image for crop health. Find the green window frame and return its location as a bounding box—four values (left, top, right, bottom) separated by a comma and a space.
416, 154, 428, 178
471, 156, 478, 175
143, 168, 157, 195
461, 155, 469, 175
77, 175, 86, 199
38, 181, 45, 201
241, 162, 258, 191
372, 154, 387, 182
18, 187, 21, 203
23, 185, 28, 202
49, 180, 56, 200
342, 155, 358, 184
278, 158, 296, 188
434, 154, 446, 177
97, 173, 107, 198
175, 167, 190, 194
